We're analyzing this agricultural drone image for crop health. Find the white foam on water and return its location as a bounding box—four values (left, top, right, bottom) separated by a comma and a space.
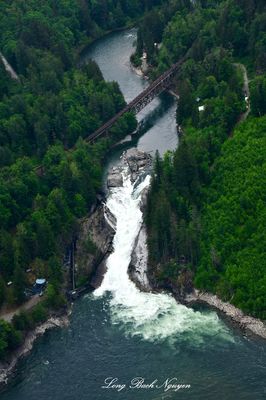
94, 167, 233, 345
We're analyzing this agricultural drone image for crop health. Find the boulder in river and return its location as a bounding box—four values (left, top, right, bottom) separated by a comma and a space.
123, 148, 152, 182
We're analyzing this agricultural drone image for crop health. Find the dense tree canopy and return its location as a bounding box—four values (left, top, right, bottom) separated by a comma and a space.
146, 0, 266, 319
0, 0, 165, 164
196, 117, 266, 318
0, 0, 265, 360
0, 0, 154, 331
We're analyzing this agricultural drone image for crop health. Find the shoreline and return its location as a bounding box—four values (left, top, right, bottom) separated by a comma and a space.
78, 23, 136, 60
131, 265, 266, 341
0, 308, 71, 390
128, 223, 266, 340
184, 289, 266, 340
0, 29, 138, 389
1, 23, 264, 394
128, 59, 266, 341
130, 63, 148, 78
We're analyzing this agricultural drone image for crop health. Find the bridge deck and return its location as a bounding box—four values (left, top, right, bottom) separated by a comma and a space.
34, 57, 185, 174
86, 57, 185, 142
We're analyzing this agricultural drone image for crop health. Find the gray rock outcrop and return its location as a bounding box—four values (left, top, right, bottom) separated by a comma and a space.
185, 290, 266, 339
107, 167, 123, 188
107, 148, 152, 189
123, 148, 152, 183
0, 313, 70, 388
75, 204, 116, 289
126, 151, 152, 291
128, 223, 151, 292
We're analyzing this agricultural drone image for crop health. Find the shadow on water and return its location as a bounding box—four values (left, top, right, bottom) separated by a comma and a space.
103, 91, 176, 182
135, 92, 176, 140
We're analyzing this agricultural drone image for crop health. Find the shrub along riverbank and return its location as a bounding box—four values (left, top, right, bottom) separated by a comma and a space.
143, 0, 266, 320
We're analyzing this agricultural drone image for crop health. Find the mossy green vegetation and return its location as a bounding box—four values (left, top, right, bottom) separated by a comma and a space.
145, 0, 266, 319
0, 319, 22, 360
196, 117, 266, 318
0, 0, 166, 358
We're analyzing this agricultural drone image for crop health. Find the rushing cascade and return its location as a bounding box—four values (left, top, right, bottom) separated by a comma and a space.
94, 167, 233, 345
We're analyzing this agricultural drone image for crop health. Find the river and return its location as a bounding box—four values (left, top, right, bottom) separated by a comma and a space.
2, 29, 266, 400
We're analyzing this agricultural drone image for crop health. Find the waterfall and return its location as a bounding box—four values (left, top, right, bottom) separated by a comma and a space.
94, 166, 233, 345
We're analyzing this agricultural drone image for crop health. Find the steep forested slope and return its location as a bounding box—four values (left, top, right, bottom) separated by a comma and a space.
145, 0, 266, 319
0, 0, 165, 163
196, 117, 266, 318
0, 0, 164, 346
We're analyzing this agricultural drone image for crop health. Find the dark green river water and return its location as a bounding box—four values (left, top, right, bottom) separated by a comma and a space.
1, 29, 265, 400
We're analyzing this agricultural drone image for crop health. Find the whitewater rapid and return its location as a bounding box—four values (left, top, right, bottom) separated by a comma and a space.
94, 167, 233, 345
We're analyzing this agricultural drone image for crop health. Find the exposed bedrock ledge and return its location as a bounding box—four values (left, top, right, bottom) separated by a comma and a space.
75, 203, 116, 289
127, 151, 151, 291
124, 148, 152, 183
128, 223, 151, 292
127, 168, 266, 340
107, 148, 152, 189
184, 290, 266, 339
0, 200, 116, 388
144, 262, 266, 340
0, 198, 116, 387
83, 149, 151, 291
107, 166, 123, 188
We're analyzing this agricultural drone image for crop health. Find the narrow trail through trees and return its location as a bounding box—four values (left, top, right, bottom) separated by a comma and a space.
235, 63, 250, 123
0, 52, 19, 81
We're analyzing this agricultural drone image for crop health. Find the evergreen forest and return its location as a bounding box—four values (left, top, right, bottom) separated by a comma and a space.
143, 0, 266, 319
0, 0, 165, 359
0, 0, 266, 359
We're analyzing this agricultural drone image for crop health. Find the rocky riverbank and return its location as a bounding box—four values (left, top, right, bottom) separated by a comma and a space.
130, 54, 149, 78
0, 148, 152, 390
130, 243, 266, 340
0, 311, 70, 389
105, 148, 153, 292
75, 203, 116, 290
0, 195, 116, 389
124, 151, 266, 340
184, 290, 266, 339
107, 148, 152, 188
70, 148, 152, 294
128, 223, 151, 292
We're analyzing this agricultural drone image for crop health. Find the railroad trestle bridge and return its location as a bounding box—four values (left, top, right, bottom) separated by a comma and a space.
35, 57, 185, 176
87, 57, 185, 143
